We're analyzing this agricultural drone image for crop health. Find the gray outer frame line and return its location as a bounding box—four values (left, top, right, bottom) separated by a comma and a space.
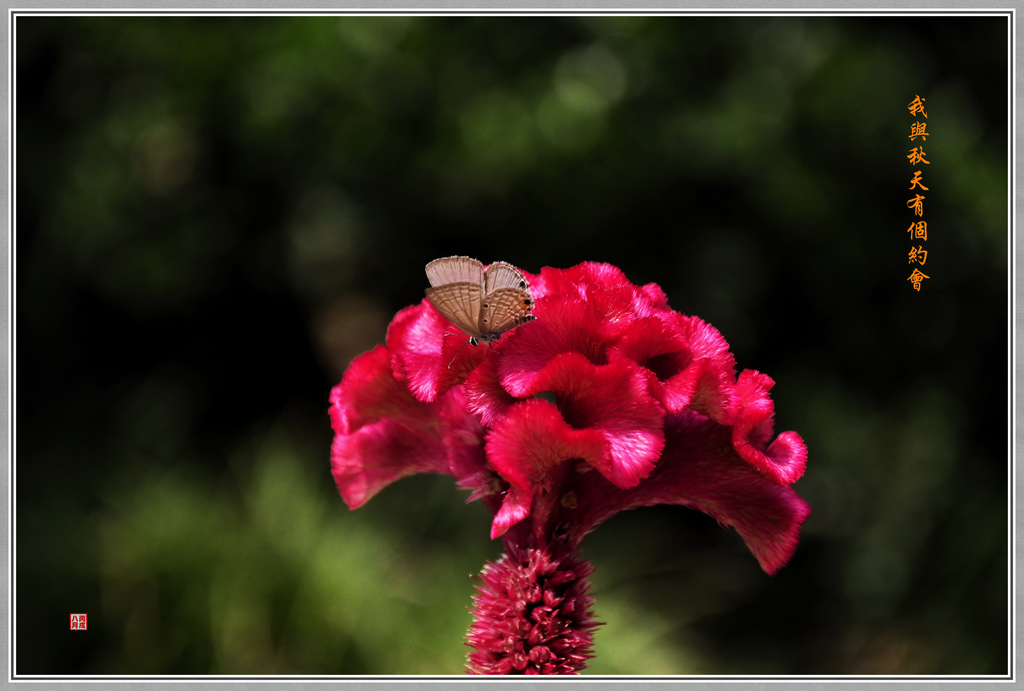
2, 6, 1015, 691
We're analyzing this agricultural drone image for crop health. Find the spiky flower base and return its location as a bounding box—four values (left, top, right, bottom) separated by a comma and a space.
466, 547, 600, 674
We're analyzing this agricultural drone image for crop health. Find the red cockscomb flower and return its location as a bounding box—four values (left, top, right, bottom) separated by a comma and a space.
329, 261, 810, 674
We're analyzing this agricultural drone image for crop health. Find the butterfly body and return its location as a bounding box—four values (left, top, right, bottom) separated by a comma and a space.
424, 256, 536, 346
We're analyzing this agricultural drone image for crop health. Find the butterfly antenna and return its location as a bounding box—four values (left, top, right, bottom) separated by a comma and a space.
447, 339, 469, 369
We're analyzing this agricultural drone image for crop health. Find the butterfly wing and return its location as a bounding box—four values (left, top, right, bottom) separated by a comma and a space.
426, 282, 484, 338
479, 287, 535, 338
426, 256, 484, 289
484, 261, 528, 293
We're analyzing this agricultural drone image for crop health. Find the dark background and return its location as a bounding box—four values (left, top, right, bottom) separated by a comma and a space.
15, 15, 1008, 674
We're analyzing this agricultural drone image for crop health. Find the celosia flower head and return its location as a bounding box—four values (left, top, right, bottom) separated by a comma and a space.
466, 547, 598, 674
329, 260, 810, 673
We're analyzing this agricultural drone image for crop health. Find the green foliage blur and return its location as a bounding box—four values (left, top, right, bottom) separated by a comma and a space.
16, 14, 1007, 675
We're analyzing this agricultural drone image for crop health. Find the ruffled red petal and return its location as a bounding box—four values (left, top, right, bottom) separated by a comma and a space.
501, 354, 665, 485
463, 353, 518, 426
569, 410, 811, 575
443, 391, 503, 506
485, 399, 606, 539
610, 313, 738, 423
329, 346, 451, 509
484, 352, 668, 539
497, 295, 609, 388
534, 262, 669, 342
732, 370, 807, 484
639, 281, 670, 309
387, 302, 488, 403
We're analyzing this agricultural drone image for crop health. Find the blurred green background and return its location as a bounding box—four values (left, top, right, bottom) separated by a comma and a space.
16, 15, 1008, 675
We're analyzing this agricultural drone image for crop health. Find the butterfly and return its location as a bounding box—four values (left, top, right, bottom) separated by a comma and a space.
424, 256, 536, 357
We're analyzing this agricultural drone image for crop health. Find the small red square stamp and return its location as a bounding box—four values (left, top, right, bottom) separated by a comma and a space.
70, 613, 87, 631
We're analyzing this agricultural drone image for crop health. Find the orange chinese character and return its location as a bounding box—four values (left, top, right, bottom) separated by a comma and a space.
909, 170, 929, 190
907, 147, 930, 165
907, 268, 930, 291
908, 95, 927, 118
907, 221, 927, 240
909, 122, 929, 141
908, 245, 928, 265
907, 194, 925, 216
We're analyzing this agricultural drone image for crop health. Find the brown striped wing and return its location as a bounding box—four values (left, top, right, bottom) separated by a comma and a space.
484, 261, 528, 293
426, 282, 485, 338
479, 287, 535, 339
425, 256, 484, 289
